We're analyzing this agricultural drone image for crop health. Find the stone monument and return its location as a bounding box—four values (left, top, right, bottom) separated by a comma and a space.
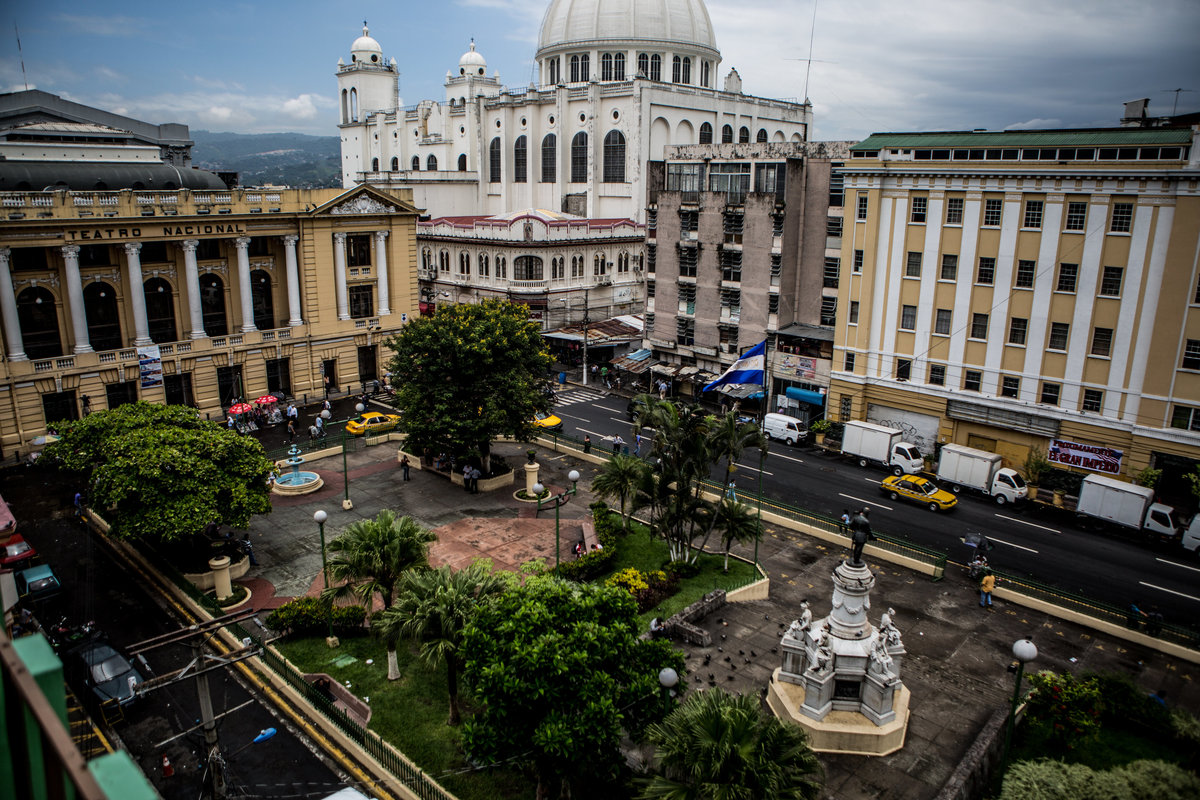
766, 559, 910, 755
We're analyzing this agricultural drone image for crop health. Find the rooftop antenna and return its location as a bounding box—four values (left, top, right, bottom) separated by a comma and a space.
14, 24, 28, 90
1162, 88, 1195, 116
784, 1, 833, 105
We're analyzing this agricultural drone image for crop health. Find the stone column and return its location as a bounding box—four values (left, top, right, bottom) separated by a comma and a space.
234, 237, 256, 332
828, 560, 875, 639
180, 239, 206, 339
0, 247, 27, 361
524, 461, 540, 495
124, 242, 152, 346
208, 555, 233, 600
373, 230, 391, 315
283, 234, 303, 326
61, 245, 93, 354
333, 232, 350, 320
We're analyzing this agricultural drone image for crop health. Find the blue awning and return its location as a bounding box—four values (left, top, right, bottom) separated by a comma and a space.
785, 387, 826, 406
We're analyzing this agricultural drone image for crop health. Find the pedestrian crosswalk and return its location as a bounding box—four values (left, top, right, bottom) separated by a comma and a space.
554, 387, 609, 407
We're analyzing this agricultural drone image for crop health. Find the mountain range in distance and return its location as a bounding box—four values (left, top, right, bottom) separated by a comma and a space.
190, 130, 342, 189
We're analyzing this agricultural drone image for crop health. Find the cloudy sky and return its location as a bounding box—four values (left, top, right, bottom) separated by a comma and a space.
4, 0, 1198, 141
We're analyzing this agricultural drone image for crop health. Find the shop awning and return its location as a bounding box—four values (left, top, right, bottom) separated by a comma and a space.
786, 387, 827, 406
719, 384, 766, 400
610, 348, 658, 374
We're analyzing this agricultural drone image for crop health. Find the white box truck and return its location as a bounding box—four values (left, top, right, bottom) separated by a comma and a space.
1076, 474, 1180, 541
935, 444, 1028, 505
840, 421, 923, 475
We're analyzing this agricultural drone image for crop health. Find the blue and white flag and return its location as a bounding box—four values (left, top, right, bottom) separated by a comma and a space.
703, 340, 766, 392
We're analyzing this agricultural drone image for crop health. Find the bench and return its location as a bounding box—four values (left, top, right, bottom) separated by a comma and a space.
305, 673, 371, 727
580, 519, 599, 552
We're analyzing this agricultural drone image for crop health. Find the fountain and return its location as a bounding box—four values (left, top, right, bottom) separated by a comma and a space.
272, 443, 324, 496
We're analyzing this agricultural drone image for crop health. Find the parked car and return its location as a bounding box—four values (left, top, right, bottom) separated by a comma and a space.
879, 474, 958, 512
2, 535, 37, 568
65, 636, 144, 708
345, 412, 402, 436
15, 563, 62, 602
533, 411, 563, 431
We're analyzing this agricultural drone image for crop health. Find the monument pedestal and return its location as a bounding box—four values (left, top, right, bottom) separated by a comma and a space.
768, 668, 910, 755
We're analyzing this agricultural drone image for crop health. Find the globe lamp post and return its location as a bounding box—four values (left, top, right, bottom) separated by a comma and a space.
1002, 637, 1037, 768
313, 509, 337, 647
533, 469, 581, 569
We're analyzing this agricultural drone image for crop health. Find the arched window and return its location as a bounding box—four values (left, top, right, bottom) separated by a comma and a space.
391, 157, 399, 171
541, 134, 556, 183
341, 89, 349, 124
601, 53, 613, 81
411, 156, 420, 171
144, 277, 178, 343
249, 270, 273, 332
722, 124, 734, 143
756, 128, 768, 143
603, 130, 625, 183
650, 54, 661, 81
672, 56, 681, 83
548, 57, 559, 85
569, 55, 580, 83
739, 126, 750, 143
427, 154, 438, 171
421, 249, 432, 270
699, 122, 713, 144
701, 61, 710, 87
459, 253, 471, 276
479, 254, 489, 277
614, 53, 625, 80
637, 53, 649, 77
371, 157, 379, 172
579, 54, 589, 81
571, 132, 588, 183
439, 250, 450, 272
514, 135, 527, 183
199, 274, 228, 337
682, 57, 691, 84
458, 153, 468, 171
350, 88, 358, 122
514, 255, 543, 281
495, 256, 507, 279
489, 137, 502, 183
16, 286, 62, 358
593, 254, 606, 276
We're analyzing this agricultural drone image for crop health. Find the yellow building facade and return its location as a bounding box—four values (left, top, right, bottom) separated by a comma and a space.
0, 184, 419, 455
831, 126, 1200, 497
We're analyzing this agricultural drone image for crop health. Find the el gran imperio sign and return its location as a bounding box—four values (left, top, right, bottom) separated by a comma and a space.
66, 223, 246, 241
1046, 439, 1123, 474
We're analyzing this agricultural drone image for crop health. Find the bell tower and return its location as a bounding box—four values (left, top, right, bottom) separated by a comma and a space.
336, 22, 401, 186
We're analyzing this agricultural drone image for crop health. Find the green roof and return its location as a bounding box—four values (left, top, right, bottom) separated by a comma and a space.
851, 128, 1193, 150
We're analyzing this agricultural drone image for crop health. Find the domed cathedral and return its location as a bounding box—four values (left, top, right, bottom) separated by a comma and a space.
335, 0, 811, 222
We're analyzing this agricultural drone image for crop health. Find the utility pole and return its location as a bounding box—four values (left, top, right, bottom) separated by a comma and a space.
194, 638, 227, 799
581, 287, 590, 386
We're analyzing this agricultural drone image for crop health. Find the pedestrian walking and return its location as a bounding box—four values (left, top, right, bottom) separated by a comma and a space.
287, 403, 298, 423
308, 424, 319, 444
612, 434, 625, 454
583, 434, 592, 454
726, 480, 738, 502
634, 433, 643, 456
979, 570, 995, 609
401, 454, 411, 481
323, 375, 331, 397
463, 463, 473, 492
839, 509, 851, 534
322, 398, 331, 413
287, 419, 297, 442
242, 534, 259, 566
658, 380, 667, 400
315, 415, 325, 438
73, 491, 84, 520
849, 508, 873, 564
470, 466, 481, 494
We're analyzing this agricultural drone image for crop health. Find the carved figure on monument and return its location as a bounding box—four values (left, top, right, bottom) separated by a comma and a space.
809, 644, 833, 675
786, 601, 812, 639
869, 636, 895, 678
881, 607, 902, 646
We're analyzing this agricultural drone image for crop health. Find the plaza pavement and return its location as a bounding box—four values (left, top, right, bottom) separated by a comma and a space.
231, 403, 1200, 800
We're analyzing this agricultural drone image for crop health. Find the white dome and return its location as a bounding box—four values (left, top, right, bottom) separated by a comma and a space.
351, 24, 383, 64
459, 40, 487, 74
536, 0, 718, 57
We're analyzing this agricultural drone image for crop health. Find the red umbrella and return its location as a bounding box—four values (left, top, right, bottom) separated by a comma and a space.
229, 403, 254, 415
252, 395, 278, 405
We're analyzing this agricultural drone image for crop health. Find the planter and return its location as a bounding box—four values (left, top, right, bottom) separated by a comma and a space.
1027, 486, 1039, 501
450, 469, 514, 493
1053, 490, 1064, 507
814, 433, 826, 447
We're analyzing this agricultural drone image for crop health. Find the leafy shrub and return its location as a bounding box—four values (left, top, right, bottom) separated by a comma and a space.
664, 560, 700, 580
604, 567, 677, 612
1171, 708, 1200, 769
1000, 758, 1200, 800
265, 597, 366, 635
607, 567, 649, 595
1080, 671, 1170, 730
1024, 670, 1103, 749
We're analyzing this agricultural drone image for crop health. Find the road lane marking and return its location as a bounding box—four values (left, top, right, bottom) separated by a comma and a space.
839, 493, 892, 511
1139, 582, 1200, 603
732, 463, 775, 477
985, 535, 1038, 554
768, 451, 806, 465
559, 411, 593, 422
1156, 558, 1200, 574
995, 514, 1060, 534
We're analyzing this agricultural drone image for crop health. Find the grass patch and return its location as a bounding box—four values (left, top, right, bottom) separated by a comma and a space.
274, 635, 534, 800
600, 524, 758, 627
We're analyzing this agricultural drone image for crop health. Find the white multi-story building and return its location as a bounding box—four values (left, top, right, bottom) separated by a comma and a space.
335, 0, 811, 223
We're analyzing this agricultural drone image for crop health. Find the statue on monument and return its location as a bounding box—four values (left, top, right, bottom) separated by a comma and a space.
787, 601, 813, 639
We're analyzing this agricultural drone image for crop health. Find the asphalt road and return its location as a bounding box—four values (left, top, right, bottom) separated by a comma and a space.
552, 387, 1200, 629
4, 466, 358, 800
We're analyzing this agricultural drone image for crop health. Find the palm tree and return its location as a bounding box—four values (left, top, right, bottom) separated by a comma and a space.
592, 454, 648, 532
638, 399, 715, 561
375, 561, 510, 723
322, 510, 435, 679
714, 498, 763, 572
639, 688, 823, 800
695, 412, 767, 556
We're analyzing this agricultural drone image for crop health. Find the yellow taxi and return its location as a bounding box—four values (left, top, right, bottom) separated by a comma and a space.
345, 411, 402, 436
533, 411, 563, 431
879, 474, 958, 512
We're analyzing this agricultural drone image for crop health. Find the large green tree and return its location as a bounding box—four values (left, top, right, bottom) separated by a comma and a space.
323, 510, 436, 679
639, 688, 823, 800
461, 577, 685, 800
384, 299, 554, 472
41, 402, 275, 542
592, 453, 649, 532
375, 560, 510, 724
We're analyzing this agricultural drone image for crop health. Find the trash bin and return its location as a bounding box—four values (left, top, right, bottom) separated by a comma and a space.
558, 371, 566, 385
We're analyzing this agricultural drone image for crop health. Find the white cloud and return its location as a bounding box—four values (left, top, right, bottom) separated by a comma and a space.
1005, 118, 1064, 131
281, 94, 322, 120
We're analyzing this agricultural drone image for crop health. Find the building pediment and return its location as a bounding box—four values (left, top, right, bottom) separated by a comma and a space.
311, 185, 420, 218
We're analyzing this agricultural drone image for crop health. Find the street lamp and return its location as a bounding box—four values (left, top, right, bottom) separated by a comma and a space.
314, 509, 337, 647
533, 469, 581, 568
1002, 637, 1038, 768
340, 403, 365, 510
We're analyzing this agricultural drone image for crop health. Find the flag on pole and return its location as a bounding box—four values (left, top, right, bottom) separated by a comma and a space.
703, 340, 766, 392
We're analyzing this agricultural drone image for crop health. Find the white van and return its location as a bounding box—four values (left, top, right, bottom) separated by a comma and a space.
763, 413, 807, 446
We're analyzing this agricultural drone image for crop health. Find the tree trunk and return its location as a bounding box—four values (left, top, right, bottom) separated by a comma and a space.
446, 658, 461, 725
723, 546, 731, 572
387, 641, 401, 681
481, 440, 493, 475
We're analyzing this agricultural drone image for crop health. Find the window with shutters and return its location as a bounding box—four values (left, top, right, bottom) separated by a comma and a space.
824, 257, 840, 288
941, 254, 958, 280
1040, 382, 1061, 405
970, 313, 989, 339
1099, 266, 1123, 297
935, 309, 952, 335
1009, 317, 1028, 345
541, 134, 556, 182
571, 132, 588, 182
678, 244, 697, 277
820, 297, 837, 326
1015, 260, 1036, 288
977, 257, 995, 285
1001, 376, 1020, 398
1065, 201, 1087, 231
945, 197, 964, 225
906, 252, 922, 278
1057, 263, 1078, 293
513, 136, 527, 183
983, 198, 1003, 226
964, 370, 982, 391
1048, 322, 1070, 351
929, 364, 946, 385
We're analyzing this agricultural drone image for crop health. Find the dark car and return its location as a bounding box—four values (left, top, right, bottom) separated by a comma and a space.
2, 535, 37, 568
66, 637, 145, 708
